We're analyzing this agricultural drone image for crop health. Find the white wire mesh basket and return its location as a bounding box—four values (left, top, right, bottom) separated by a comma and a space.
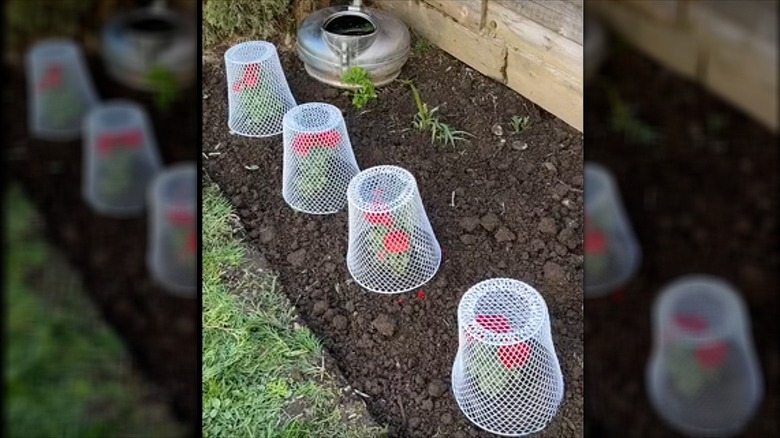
646, 275, 763, 437
224, 41, 296, 137
282, 103, 360, 214
82, 100, 162, 218
147, 163, 197, 297
584, 162, 641, 298
346, 165, 441, 294
452, 278, 564, 436
25, 38, 99, 141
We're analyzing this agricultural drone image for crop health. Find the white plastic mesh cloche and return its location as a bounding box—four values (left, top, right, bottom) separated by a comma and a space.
282, 103, 360, 214
584, 162, 641, 297
224, 41, 296, 137
82, 100, 162, 217
452, 278, 564, 436
25, 38, 99, 141
346, 165, 441, 294
646, 275, 763, 437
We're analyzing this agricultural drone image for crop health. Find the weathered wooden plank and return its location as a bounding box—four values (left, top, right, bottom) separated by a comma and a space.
373, 0, 583, 131
487, 1, 583, 130
587, 0, 699, 79
493, 0, 583, 45
422, 0, 484, 32
376, 0, 507, 84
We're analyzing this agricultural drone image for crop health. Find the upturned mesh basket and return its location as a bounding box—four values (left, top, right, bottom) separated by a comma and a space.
282, 103, 360, 214
346, 165, 440, 294
452, 279, 564, 436
147, 163, 197, 296
584, 162, 641, 298
25, 38, 99, 141
646, 275, 763, 437
82, 100, 162, 217
224, 41, 296, 137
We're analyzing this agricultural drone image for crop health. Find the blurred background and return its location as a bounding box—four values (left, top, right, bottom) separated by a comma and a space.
584, 0, 778, 437
3, 0, 197, 436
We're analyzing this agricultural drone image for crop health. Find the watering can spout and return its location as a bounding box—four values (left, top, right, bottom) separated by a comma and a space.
349, 0, 363, 12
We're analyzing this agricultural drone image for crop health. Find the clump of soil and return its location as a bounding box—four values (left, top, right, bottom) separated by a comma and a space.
203, 39, 584, 437
584, 46, 779, 436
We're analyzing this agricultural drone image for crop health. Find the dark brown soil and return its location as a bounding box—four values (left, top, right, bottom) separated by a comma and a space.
203, 39, 584, 437
584, 45, 780, 436
3, 56, 198, 434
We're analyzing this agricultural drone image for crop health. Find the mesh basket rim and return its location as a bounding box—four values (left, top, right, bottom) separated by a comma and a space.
282, 102, 342, 134
224, 40, 275, 65
347, 165, 417, 213
653, 275, 745, 345
26, 38, 80, 61
458, 278, 547, 345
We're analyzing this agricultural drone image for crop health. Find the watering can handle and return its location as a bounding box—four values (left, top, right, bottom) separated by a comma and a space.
348, 0, 363, 12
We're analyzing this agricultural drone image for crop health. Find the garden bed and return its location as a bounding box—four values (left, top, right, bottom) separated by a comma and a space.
203, 39, 584, 437
584, 45, 780, 436
3, 57, 198, 431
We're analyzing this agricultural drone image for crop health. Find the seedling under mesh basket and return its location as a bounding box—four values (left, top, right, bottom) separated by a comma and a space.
25, 38, 99, 141
346, 165, 440, 293
452, 278, 564, 436
82, 100, 162, 218
147, 163, 197, 296
646, 275, 763, 437
584, 162, 641, 297
224, 41, 296, 137
282, 103, 360, 214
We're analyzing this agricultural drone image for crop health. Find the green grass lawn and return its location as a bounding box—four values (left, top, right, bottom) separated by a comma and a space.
202, 183, 384, 438
4, 185, 184, 437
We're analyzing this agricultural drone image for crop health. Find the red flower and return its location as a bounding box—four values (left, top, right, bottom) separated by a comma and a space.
675, 314, 707, 334
38, 64, 63, 92
97, 130, 143, 156
365, 200, 393, 227
695, 342, 727, 369
585, 228, 606, 254
168, 210, 193, 226
475, 314, 511, 333
185, 231, 196, 254
417, 290, 425, 300
383, 230, 410, 254
291, 130, 343, 157
498, 342, 531, 369
396, 298, 404, 305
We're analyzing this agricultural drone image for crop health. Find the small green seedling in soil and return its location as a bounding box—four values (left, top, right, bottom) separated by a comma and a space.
400, 79, 471, 147
608, 86, 660, 146
145, 65, 179, 112
510, 115, 530, 134
414, 38, 432, 55
342, 66, 377, 109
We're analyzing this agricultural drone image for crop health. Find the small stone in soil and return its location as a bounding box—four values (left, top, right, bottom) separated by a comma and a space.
259, 227, 275, 243
460, 234, 478, 245
539, 217, 558, 235
286, 248, 307, 267
491, 123, 503, 136
408, 417, 422, 429
440, 413, 453, 424
543, 261, 567, 284
512, 141, 528, 151
459, 216, 480, 232
420, 399, 433, 410
323, 262, 337, 273
495, 227, 516, 242
344, 300, 355, 313
480, 212, 500, 232
372, 314, 396, 337
428, 379, 447, 397
332, 315, 348, 330
312, 300, 329, 316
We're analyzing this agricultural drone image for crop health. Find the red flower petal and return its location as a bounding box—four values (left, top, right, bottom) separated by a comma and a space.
396, 299, 404, 305
383, 230, 410, 254
291, 134, 312, 157
498, 342, 531, 369
475, 314, 511, 333
695, 342, 727, 369
364, 204, 393, 227
585, 228, 606, 254
168, 210, 193, 226
232, 81, 243, 93
185, 231, 196, 254
675, 314, 707, 333
319, 130, 342, 148
416, 290, 425, 300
